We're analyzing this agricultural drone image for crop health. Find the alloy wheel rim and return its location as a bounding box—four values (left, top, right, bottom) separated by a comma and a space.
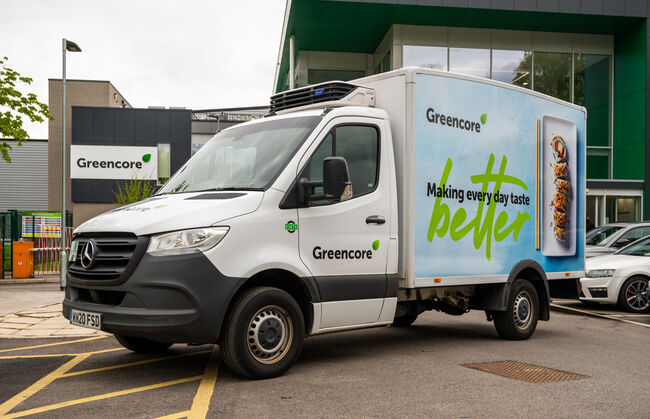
247, 305, 293, 364
625, 279, 649, 311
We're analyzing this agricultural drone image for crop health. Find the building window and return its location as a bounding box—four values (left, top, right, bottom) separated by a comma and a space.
157, 143, 171, 185
403, 45, 447, 70
492, 49, 531, 88
449, 48, 490, 79
532, 51, 572, 102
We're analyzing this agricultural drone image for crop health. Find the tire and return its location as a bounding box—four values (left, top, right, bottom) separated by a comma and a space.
219, 287, 305, 379
617, 276, 650, 313
114, 335, 172, 353
392, 312, 419, 327
493, 279, 539, 340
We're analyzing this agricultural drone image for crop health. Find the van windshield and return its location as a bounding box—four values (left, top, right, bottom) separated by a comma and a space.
158, 116, 321, 194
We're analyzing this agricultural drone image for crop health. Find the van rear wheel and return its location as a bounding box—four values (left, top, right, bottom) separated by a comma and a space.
493, 279, 539, 340
219, 287, 305, 379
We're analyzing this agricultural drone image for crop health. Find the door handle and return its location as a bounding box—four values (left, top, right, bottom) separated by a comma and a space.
366, 215, 385, 225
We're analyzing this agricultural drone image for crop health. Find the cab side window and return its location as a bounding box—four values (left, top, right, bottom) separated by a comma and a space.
303, 125, 379, 199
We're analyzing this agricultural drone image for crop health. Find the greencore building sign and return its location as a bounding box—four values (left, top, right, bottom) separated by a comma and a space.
70, 145, 158, 180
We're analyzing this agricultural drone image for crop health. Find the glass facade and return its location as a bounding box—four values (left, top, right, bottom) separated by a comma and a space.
402, 45, 447, 70
449, 48, 490, 78
492, 50, 531, 88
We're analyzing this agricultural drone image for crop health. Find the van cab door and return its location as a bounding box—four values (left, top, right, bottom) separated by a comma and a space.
295, 117, 392, 330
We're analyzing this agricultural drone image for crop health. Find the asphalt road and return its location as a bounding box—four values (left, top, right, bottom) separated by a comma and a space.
1, 307, 648, 418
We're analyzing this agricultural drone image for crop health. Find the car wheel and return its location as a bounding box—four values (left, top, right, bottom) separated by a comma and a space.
114, 335, 172, 353
493, 279, 539, 340
219, 287, 305, 379
617, 276, 650, 313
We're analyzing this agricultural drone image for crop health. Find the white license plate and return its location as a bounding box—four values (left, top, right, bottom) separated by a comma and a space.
70, 309, 102, 330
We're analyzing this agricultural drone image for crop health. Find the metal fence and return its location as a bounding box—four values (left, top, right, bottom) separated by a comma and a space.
0, 211, 72, 279
31, 228, 74, 276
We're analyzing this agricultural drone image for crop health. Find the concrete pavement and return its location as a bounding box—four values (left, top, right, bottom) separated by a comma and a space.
0, 281, 107, 338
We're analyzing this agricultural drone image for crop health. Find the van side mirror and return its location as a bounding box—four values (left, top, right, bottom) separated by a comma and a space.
323, 157, 352, 201
298, 157, 352, 204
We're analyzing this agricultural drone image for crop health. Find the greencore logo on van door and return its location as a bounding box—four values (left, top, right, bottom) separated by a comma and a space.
142, 154, 151, 162
313, 240, 379, 260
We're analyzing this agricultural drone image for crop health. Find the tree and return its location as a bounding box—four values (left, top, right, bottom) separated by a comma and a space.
0, 57, 52, 163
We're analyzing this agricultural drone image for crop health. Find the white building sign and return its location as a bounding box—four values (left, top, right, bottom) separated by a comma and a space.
70, 145, 158, 180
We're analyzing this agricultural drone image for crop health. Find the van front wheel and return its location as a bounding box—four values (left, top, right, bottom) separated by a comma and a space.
219, 287, 305, 379
493, 279, 539, 340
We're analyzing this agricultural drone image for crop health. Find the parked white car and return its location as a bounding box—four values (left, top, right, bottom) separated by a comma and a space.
581, 235, 650, 312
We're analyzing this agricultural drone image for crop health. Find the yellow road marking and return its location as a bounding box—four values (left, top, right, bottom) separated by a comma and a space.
0, 336, 107, 353
0, 347, 124, 360
63, 349, 213, 377
0, 354, 75, 360
156, 410, 190, 419
4, 376, 203, 419
552, 303, 650, 328
0, 354, 90, 416
188, 347, 220, 419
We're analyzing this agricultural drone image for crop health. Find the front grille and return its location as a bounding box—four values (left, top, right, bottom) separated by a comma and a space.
74, 287, 126, 306
270, 82, 358, 113
68, 234, 147, 284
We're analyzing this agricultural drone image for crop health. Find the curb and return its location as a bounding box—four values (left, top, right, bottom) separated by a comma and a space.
0, 277, 60, 285
550, 303, 650, 328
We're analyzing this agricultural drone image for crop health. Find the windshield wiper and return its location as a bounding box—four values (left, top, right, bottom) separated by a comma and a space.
189, 187, 264, 193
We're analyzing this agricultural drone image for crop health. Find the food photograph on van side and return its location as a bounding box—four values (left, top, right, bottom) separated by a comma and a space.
1, 0, 649, 418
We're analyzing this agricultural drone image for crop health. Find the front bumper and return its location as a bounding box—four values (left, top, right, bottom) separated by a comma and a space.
63, 252, 244, 343
579, 276, 615, 302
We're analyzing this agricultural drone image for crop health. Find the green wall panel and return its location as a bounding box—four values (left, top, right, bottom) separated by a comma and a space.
613, 22, 646, 180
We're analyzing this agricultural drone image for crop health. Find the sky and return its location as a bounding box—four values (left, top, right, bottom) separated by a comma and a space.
0, 0, 287, 139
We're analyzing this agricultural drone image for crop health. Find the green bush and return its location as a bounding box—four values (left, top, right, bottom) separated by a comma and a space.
114, 179, 157, 207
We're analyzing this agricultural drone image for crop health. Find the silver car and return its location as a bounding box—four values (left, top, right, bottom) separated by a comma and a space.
584, 222, 650, 258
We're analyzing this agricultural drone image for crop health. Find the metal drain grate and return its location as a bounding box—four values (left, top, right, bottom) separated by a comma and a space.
462, 361, 586, 383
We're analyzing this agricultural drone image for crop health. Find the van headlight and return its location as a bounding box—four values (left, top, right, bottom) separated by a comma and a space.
586, 269, 615, 278
147, 227, 229, 256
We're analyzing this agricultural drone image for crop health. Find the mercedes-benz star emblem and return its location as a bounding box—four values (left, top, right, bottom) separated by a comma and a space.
80, 240, 96, 270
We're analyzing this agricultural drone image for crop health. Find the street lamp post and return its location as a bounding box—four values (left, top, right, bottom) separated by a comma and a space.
60, 38, 82, 290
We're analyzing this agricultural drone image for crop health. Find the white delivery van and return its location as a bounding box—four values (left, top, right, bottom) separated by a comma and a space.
64, 68, 586, 379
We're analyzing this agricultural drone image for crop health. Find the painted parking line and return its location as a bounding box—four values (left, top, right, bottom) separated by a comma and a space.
62, 349, 213, 378
551, 303, 650, 328
156, 410, 191, 419
0, 336, 107, 353
3, 376, 203, 418
0, 337, 222, 419
188, 347, 221, 419
0, 347, 124, 360
0, 354, 90, 416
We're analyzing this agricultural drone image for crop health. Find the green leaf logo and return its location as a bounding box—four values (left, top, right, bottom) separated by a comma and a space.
480, 113, 487, 125
372, 240, 380, 251
142, 154, 151, 162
